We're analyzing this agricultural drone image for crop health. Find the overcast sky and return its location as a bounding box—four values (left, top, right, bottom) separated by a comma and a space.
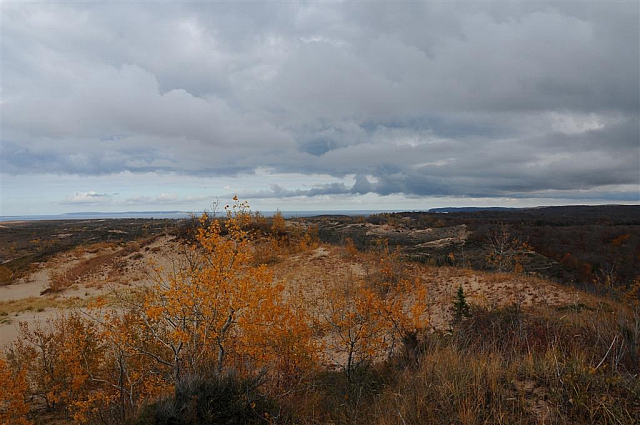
1, 1, 638, 215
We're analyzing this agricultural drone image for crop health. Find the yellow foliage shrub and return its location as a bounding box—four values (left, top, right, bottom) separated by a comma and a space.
0, 357, 31, 425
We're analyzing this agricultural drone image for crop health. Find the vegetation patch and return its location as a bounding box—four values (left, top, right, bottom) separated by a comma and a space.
1, 204, 638, 424
133, 375, 284, 425
0, 296, 96, 316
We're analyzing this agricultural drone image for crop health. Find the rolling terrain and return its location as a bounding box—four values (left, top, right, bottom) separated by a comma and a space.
0, 206, 638, 424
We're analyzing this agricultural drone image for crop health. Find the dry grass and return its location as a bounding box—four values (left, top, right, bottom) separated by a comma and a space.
287, 304, 640, 425
0, 296, 97, 317
73, 241, 119, 256
375, 311, 637, 424
264, 246, 639, 424
252, 228, 320, 266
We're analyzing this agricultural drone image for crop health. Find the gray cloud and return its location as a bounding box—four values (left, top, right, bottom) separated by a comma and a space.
2, 2, 638, 203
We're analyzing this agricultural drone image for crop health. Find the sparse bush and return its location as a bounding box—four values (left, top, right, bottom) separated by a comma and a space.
368, 306, 640, 425
343, 237, 359, 258
485, 222, 527, 273
7, 314, 105, 418
253, 236, 283, 266
133, 374, 284, 425
271, 210, 286, 235
0, 266, 14, 286
0, 358, 31, 425
45, 270, 74, 294
365, 239, 407, 295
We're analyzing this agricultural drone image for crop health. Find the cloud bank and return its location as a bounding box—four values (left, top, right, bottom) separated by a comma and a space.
2, 1, 638, 208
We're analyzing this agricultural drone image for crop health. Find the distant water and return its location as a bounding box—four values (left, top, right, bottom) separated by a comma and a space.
0, 210, 397, 222
0, 211, 193, 222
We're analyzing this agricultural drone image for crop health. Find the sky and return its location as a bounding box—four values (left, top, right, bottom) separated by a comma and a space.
1, 0, 639, 216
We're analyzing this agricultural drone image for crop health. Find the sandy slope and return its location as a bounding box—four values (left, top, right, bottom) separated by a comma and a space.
272, 245, 583, 331
1, 239, 585, 349
0, 236, 181, 347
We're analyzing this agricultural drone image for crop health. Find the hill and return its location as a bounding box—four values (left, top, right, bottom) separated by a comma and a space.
310, 205, 640, 291
0, 206, 638, 424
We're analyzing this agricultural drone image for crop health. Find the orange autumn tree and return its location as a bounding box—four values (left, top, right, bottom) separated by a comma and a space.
271, 209, 286, 234
106, 197, 316, 390
72, 306, 171, 424
323, 274, 429, 383
0, 357, 31, 425
322, 239, 429, 382
371, 240, 430, 358
380, 277, 429, 362
6, 314, 105, 418
323, 279, 388, 383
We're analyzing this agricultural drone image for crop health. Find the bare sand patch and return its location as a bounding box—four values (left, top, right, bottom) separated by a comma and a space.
1, 311, 53, 348
0, 235, 182, 347
0, 268, 49, 301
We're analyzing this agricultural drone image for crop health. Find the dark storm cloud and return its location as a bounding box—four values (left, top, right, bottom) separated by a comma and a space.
2, 1, 638, 201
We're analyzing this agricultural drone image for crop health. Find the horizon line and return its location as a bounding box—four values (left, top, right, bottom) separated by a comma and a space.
2, 204, 639, 222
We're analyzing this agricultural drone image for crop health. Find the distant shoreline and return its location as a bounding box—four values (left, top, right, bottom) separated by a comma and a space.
0, 210, 397, 222
2, 204, 637, 222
